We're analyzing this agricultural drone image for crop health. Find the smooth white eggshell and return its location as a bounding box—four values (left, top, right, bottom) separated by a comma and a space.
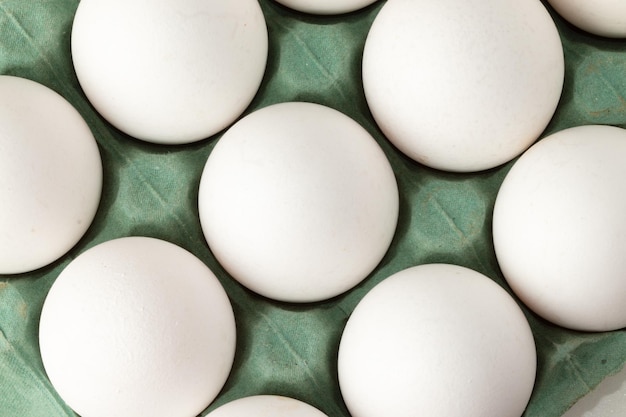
338, 264, 536, 417
274, 0, 377, 15
207, 395, 328, 417
0, 75, 102, 275
71, 0, 268, 144
493, 125, 626, 332
547, 0, 626, 38
198, 102, 399, 303
362, 0, 564, 172
39, 237, 237, 417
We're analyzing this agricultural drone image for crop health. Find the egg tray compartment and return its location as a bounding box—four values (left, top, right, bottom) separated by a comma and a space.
1, 1, 625, 417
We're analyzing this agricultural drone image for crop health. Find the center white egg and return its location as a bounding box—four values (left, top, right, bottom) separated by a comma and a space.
198, 102, 399, 303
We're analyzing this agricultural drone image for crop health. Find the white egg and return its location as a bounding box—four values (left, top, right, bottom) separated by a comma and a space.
207, 395, 328, 417
547, 0, 626, 38
0, 76, 102, 275
39, 237, 237, 417
362, 0, 564, 172
273, 0, 377, 15
338, 264, 536, 417
198, 102, 399, 303
71, 0, 268, 144
493, 125, 626, 332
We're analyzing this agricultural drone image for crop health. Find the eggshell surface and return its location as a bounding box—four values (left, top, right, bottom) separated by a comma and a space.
493, 125, 626, 332
0, 76, 102, 275
362, 0, 564, 172
338, 264, 537, 417
274, 0, 378, 15
198, 102, 399, 302
207, 395, 329, 417
39, 237, 237, 417
71, 0, 268, 144
547, 0, 626, 38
